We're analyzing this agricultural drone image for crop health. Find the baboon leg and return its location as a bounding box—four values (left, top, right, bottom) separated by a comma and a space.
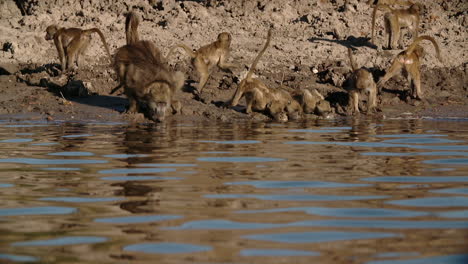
128, 96, 138, 113
368, 84, 377, 111
171, 100, 181, 114
194, 57, 209, 94
409, 64, 422, 99
351, 91, 360, 113
390, 17, 400, 49
377, 59, 403, 89
66, 38, 82, 70
76, 36, 90, 68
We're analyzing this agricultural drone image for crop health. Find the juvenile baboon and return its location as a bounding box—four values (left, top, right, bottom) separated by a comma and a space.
345, 48, 377, 114
377, 35, 442, 99
45, 25, 111, 71
113, 41, 185, 122
169, 32, 235, 94
227, 28, 294, 122
293, 89, 326, 115
371, 3, 421, 49
125, 11, 140, 45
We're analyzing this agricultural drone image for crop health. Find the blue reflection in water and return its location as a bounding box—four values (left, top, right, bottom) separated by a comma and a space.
98, 168, 175, 174
381, 138, 462, 144
437, 210, 468, 218
363, 176, 468, 183
362, 151, 468, 157
62, 134, 93, 138
198, 157, 284, 163
164, 219, 468, 230
244, 231, 399, 243
95, 215, 182, 224
136, 163, 197, 167
423, 158, 468, 165
236, 207, 428, 218
366, 254, 468, 264
387, 197, 468, 207
0, 158, 106, 165
101, 176, 182, 181
42, 167, 81, 171
104, 154, 149, 158
0, 253, 38, 262
431, 187, 468, 195
226, 181, 371, 188
375, 252, 420, 258
240, 249, 320, 257
39, 197, 122, 203
0, 139, 33, 143
289, 129, 345, 133
0, 206, 76, 216
205, 194, 388, 201
32, 142, 59, 146
198, 140, 261, 144
124, 243, 212, 254
48, 152, 94, 156
12, 236, 108, 246
0, 183, 13, 188
373, 134, 447, 138
285, 141, 468, 151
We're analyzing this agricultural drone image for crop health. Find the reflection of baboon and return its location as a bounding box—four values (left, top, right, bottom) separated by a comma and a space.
345, 48, 377, 114
113, 41, 184, 122
377, 35, 442, 100
169, 32, 234, 94
371, 3, 421, 49
45, 25, 111, 71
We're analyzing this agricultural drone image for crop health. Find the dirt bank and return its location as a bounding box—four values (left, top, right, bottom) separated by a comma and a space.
0, 0, 467, 123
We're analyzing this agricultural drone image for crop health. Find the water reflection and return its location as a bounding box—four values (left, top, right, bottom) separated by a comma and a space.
0, 119, 467, 263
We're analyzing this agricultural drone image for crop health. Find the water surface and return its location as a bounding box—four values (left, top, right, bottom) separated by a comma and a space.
0, 119, 467, 263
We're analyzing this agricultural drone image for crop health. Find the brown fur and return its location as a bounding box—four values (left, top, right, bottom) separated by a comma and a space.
45, 25, 111, 71
371, 3, 421, 49
227, 28, 296, 122
113, 40, 184, 122
345, 48, 377, 114
168, 32, 234, 94
125, 11, 140, 45
377, 35, 442, 99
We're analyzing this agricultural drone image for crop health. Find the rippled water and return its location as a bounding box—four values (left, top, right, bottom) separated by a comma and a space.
0, 118, 467, 263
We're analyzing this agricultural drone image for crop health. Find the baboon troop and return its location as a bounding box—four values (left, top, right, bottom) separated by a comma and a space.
42, 1, 443, 121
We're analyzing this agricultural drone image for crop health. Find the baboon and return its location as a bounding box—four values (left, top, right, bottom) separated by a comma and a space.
227, 28, 295, 122
371, 3, 421, 49
377, 35, 442, 100
345, 48, 377, 114
125, 11, 140, 45
293, 89, 326, 115
169, 32, 235, 94
113, 41, 185, 122
45, 25, 111, 71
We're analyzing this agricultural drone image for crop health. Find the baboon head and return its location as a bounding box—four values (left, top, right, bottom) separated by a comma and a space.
45, 25, 57, 40
143, 81, 172, 122
217, 32, 231, 47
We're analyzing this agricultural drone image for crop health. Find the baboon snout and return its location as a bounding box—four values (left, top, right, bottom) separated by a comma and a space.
148, 101, 169, 122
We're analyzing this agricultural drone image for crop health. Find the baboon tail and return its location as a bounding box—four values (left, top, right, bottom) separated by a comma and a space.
125, 11, 140, 45
405, 35, 442, 62
246, 27, 273, 80
347, 48, 358, 72
87, 28, 112, 61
